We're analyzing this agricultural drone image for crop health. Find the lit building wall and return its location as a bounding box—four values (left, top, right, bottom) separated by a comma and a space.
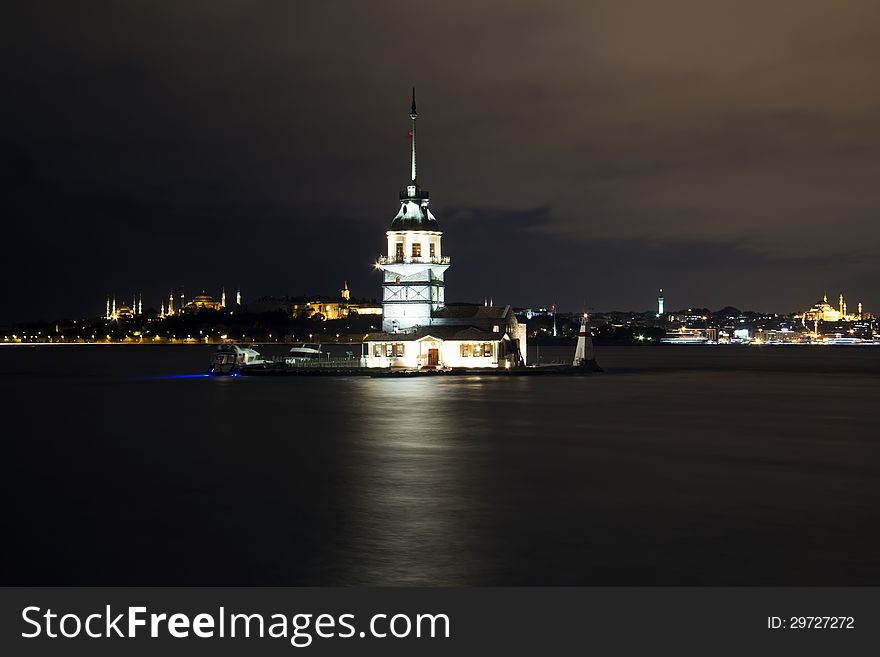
439, 341, 497, 368
349, 305, 383, 316
364, 337, 509, 369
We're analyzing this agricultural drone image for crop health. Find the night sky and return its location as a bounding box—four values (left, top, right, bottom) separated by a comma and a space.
4, 1, 880, 322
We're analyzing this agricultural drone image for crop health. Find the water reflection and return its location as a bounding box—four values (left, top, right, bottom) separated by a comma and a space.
7, 344, 880, 585
330, 378, 492, 584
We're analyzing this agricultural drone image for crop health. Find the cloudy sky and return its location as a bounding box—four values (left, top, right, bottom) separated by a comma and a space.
3, 1, 879, 320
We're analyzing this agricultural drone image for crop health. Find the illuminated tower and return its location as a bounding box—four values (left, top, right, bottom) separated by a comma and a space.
138, 294, 142, 316
105, 295, 110, 320
377, 89, 449, 332
111, 296, 116, 319
160, 300, 165, 317
168, 289, 175, 316
221, 287, 226, 308
236, 287, 241, 306
341, 281, 350, 301
858, 301, 863, 319
657, 288, 665, 318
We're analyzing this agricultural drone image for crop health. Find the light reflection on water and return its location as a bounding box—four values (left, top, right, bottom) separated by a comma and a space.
333, 379, 476, 584
4, 346, 880, 585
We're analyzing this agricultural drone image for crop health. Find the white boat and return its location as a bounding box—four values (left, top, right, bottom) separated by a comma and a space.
660, 334, 711, 345
825, 337, 876, 346
210, 344, 268, 375
285, 343, 324, 365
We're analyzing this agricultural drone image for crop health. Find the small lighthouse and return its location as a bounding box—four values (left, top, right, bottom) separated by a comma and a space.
572, 313, 602, 371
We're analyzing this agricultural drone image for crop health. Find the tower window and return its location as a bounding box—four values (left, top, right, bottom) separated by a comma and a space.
412, 243, 422, 258
429, 243, 436, 258
395, 243, 404, 260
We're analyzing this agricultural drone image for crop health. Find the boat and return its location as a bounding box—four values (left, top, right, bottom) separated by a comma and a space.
209, 344, 269, 375
825, 336, 876, 346
285, 343, 324, 365
660, 334, 711, 345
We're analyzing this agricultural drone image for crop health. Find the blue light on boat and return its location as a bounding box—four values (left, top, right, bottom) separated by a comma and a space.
155, 373, 212, 379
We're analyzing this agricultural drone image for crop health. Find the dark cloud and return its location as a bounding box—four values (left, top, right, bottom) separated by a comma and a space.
2, 1, 879, 320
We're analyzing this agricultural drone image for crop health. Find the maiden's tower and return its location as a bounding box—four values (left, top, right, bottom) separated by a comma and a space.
365, 91, 527, 369
377, 89, 450, 333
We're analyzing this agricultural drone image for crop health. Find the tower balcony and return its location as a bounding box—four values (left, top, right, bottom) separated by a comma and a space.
400, 190, 429, 200
378, 255, 450, 266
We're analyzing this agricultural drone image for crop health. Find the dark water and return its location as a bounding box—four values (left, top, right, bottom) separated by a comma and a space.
3, 344, 879, 585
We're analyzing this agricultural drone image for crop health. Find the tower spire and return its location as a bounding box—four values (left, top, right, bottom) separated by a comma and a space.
410, 87, 418, 184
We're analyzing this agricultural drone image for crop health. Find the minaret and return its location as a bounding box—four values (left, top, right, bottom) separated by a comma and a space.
858, 301, 863, 319
105, 295, 110, 320
657, 288, 665, 318
168, 289, 174, 316
236, 287, 241, 306
839, 293, 845, 317
132, 294, 136, 314
111, 296, 116, 319
138, 294, 142, 316
160, 300, 165, 317
376, 89, 450, 333
221, 287, 226, 308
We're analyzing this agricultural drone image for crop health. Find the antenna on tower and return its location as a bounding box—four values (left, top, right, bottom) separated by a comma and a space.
410, 87, 418, 184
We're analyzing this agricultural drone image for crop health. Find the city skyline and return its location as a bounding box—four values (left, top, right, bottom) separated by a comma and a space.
4, 1, 880, 322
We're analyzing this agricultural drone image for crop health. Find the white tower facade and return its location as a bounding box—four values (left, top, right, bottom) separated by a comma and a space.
657, 288, 664, 318
377, 89, 449, 333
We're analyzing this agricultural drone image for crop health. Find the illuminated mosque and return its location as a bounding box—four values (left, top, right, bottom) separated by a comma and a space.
160, 287, 240, 316
105, 294, 142, 320
800, 293, 869, 324
105, 287, 241, 319
363, 90, 527, 369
